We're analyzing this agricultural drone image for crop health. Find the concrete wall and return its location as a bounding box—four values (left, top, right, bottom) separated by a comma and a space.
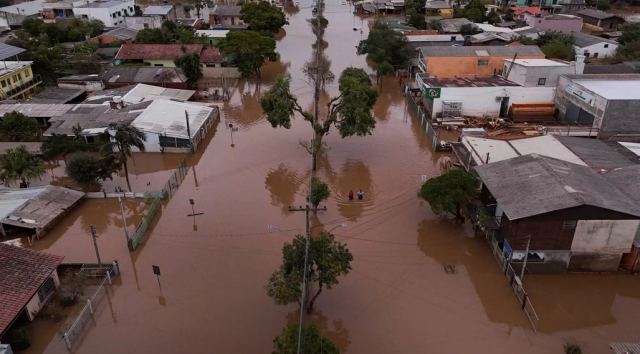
428, 86, 555, 118
569, 252, 623, 271
144, 59, 177, 67
574, 42, 618, 59
555, 75, 608, 127
424, 54, 545, 78
600, 99, 640, 138
571, 220, 639, 253
505, 63, 575, 87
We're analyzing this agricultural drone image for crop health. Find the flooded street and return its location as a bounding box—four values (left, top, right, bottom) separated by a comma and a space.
23, 1, 640, 353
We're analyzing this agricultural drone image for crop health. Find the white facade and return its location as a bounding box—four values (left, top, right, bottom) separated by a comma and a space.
574, 41, 618, 59
503, 59, 577, 87
571, 220, 640, 253
74, 0, 135, 27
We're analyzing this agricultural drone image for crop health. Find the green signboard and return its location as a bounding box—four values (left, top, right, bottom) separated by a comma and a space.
423, 87, 441, 99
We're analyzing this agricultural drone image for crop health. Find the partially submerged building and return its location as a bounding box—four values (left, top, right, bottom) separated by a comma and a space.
0, 186, 84, 238
115, 44, 224, 68
475, 154, 640, 272
0, 243, 63, 341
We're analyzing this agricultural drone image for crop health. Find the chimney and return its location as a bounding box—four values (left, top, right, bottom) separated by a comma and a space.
110, 96, 124, 110
574, 54, 585, 75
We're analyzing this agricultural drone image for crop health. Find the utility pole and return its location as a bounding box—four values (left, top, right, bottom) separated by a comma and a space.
117, 196, 130, 245
185, 110, 193, 153
520, 235, 531, 281
89, 225, 102, 267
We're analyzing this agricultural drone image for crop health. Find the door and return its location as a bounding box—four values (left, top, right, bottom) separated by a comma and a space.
499, 97, 510, 117
564, 101, 580, 123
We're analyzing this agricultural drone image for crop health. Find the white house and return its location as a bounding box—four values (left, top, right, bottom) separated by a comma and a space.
130, 99, 219, 153
74, 0, 135, 27
572, 31, 618, 59
0, 0, 45, 29
503, 58, 583, 87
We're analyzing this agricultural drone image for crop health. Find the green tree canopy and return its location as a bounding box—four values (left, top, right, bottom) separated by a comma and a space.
361, 23, 412, 80
310, 177, 330, 208
261, 68, 377, 169
174, 52, 203, 88
241, 1, 287, 34
459, 0, 487, 22
135, 21, 206, 44
102, 123, 146, 192
272, 324, 339, 354
65, 153, 118, 186
617, 23, 640, 60
419, 169, 477, 220
0, 111, 40, 142
0, 145, 45, 188
221, 30, 277, 77
40, 134, 89, 161
542, 38, 574, 60
266, 232, 353, 312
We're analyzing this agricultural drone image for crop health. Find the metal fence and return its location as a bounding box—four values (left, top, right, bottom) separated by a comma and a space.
406, 90, 439, 151
487, 233, 540, 331
128, 196, 162, 251
62, 264, 118, 351
161, 159, 189, 199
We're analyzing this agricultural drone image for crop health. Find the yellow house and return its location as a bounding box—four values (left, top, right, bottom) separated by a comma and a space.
425, 1, 454, 18
0, 61, 41, 100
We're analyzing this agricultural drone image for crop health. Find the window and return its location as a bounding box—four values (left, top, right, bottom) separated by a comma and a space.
604, 44, 609, 48
593, 52, 599, 58
25, 70, 30, 78
12, 76, 17, 83
1, 80, 5, 88
112, 13, 116, 18
450, 36, 456, 41
478, 59, 489, 66
562, 220, 577, 229
537, 78, 546, 86
37, 277, 56, 303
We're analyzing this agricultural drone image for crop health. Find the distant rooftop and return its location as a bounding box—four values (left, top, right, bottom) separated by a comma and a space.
212, 4, 241, 16
572, 31, 617, 47
102, 66, 187, 85
116, 43, 203, 61
0, 43, 26, 61
571, 77, 640, 100
0, 61, 32, 77
28, 87, 85, 104
122, 83, 194, 104
100, 27, 138, 40
0, 0, 44, 16
505, 58, 569, 67
143, 5, 173, 15
195, 29, 230, 38
424, 1, 451, 9
420, 75, 520, 88
131, 99, 214, 139
76, 0, 127, 8
418, 45, 544, 58
577, 8, 620, 20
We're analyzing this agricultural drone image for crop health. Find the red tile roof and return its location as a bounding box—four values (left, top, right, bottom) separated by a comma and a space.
512, 6, 542, 16
199, 47, 223, 63
116, 44, 204, 60
0, 243, 63, 336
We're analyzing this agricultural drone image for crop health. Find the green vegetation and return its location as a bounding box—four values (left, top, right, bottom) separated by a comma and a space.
21, 18, 104, 43
266, 232, 353, 312
310, 177, 330, 208
419, 169, 478, 220
617, 23, 640, 60
515, 31, 575, 60
273, 324, 340, 354
221, 30, 277, 77
0, 145, 45, 188
261, 68, 377, 170
174, 52, 203, 88
564, 342, 582, 354
0, 111, 40, 142
65, 153, 119, 187
360, 23, 412, 82
135, 20, 207, 44
405, 0, 427, 29
241, 1, 287, 34
456, 0, 487, 22
40, 133, 93, 162
102, 123, 146, 192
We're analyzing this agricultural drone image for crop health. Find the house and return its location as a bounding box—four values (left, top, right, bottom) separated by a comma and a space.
404, 33, 464, 48
209, 5, 247, 29
91, 27, 138, 46
576, 9, 624, 31
0, 186, 84, 237
124, 16, 163, 30
474, 153, 640, 272
195, 29, 229, 46
524, 13, 583, 33
115, 44, 224, 68
74, 0, 135, 27
555, 74, 640, 140
27, 87, 86, 104
57, 74, 104, 92
142, 5, 176, 20
102, 67, 188, 89
0, 243, 63, 341
503, 58, 582, 87
572, 31, 618, 59
414, 74, 555, 118
439, 18, 473, 33
0, 0, 45, 29
130, 99, 219, 152
511, 6, 541, 20
424, 1, 453, 18
41, 2, 74, 21
0, 61, 41, 100
417, 45, 545, 78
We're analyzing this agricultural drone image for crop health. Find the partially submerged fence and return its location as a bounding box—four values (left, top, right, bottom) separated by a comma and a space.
161, 158, 188, 199
486, 233, 540, 331
405, 89, 439, 151
62, 262, 119, 351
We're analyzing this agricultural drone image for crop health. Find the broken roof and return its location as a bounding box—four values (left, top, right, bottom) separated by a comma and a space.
131, 99, 214, 139
116, 44, 203, 61
418, 45, 544, 58
474, 154, 640, 220
0, 243, 63, 336
0, 185, 84, 231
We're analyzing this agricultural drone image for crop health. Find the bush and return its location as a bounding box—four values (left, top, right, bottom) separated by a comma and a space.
565, 342, 582, 354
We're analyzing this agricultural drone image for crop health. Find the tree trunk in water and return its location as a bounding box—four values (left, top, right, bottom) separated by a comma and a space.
123, 158, 132, 192
311, 132, 323, 172
307, 283, 323, 313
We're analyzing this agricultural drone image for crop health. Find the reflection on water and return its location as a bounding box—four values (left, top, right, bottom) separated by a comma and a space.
265, 163, 308, 213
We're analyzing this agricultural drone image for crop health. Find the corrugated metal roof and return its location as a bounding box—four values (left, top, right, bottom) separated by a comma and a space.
0, 43, 26, 61
142, 5, 173, 15
418, 45, 544, 58
131, 99, 214, 139
122, 83, 194, 104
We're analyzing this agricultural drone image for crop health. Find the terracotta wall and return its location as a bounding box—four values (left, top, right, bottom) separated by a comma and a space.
424, 54, 545, 78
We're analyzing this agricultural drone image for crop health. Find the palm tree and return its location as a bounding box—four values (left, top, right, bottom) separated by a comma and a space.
0, 145, 45, 188
103, 123, 146, 192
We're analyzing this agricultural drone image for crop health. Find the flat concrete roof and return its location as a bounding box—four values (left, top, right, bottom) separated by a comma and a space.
573, 79, 640, 100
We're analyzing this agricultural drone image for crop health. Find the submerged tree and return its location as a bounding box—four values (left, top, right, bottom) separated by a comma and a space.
419, 169, 477, 220
65, 153, 119, 187
102, 123, 146, 192
303, 52, 335, 88
273, 324, 339, 354
221, 30, 277, 78
261, 68, 377, 171
0, 145, 45, 188
241, 1, 287, 34
174, 52, 203, 88
266, 232, 352, 313
309, 177, 330, 208
360, 23, 412, 83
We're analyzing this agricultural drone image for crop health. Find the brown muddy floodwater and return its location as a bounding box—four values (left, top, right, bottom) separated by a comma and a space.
24, 1, 640, 353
